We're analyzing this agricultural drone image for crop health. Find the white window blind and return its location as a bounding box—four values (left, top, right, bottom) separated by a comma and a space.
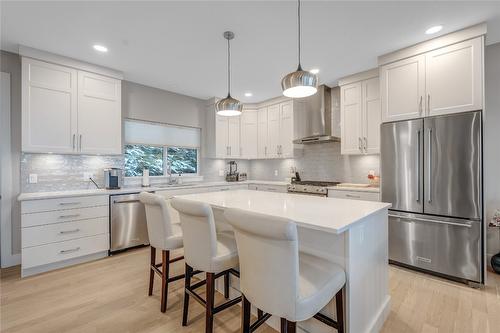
124, 119, 201, 148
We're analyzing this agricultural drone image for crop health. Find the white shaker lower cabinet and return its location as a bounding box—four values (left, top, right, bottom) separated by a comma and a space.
22, 57, 122, 154
21, 195, 109, 277
328, 189, 380, 202
340, 69, 381, 155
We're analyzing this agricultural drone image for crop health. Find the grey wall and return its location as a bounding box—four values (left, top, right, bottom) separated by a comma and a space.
0, 50, 21, 256
485, 42, 500, 262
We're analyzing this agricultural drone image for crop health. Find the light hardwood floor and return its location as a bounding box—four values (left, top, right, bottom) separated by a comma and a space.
1, 247, 499, 333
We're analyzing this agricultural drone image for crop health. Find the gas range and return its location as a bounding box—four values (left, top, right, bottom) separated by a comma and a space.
287, 181, 341, 197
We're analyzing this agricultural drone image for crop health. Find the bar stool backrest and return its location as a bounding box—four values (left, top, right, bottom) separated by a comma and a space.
224, 208, 300, 319
171, 198, 218, 272
139, 192, 178, 250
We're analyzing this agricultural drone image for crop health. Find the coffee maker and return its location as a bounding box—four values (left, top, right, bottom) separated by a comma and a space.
225, 161, 239, 182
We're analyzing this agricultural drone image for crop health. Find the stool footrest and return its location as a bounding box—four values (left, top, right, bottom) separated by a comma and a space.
313, 313, 339, 329
250, 312, 272, 332
213, 296, 242, 315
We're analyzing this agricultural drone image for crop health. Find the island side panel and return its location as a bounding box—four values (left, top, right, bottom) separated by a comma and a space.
345, 208, 390, 333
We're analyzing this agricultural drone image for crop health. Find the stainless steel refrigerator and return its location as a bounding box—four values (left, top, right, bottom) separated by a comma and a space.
381, 111, 483, 283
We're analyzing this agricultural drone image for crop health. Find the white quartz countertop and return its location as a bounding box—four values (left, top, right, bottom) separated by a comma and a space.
17, 180, 289, 201
175, 189, 391, 234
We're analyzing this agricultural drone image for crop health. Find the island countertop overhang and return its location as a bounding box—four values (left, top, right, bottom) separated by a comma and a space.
174, 189, 391, 234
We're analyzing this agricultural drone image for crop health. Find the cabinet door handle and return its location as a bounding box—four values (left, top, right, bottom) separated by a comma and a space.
264, 146, 267, 156
59, 247, 80, 254
427, 94, 430, 113
358, 137, 362, 152
346, 194, 361, 198
59, 214, 80, 219
59, 228, 80, 235
79, 134, 82, 151
59, 202, 81, 206
72, 134, 76, 150
363, 137, 367, 153
419, 96, 423, 114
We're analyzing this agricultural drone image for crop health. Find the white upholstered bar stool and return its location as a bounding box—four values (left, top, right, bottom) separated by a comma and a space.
224, 208, 346, 333
139, 192, 185, 313
170, 197, 241, 333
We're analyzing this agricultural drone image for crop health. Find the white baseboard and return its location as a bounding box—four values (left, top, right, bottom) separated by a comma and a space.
1, 252, 21, 268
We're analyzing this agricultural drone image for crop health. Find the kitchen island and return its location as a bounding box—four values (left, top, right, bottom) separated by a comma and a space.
174, 189, 391, 333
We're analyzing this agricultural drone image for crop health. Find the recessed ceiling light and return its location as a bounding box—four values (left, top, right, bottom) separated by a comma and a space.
244, 92, 253, 97
425, 25, 443, 35
93, 44, 108, 53
310, 68, 320, 74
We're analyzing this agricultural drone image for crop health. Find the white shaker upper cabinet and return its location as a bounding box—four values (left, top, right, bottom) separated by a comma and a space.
340, 82, 363, 154
362, 77, 381, 154
22, 58, 78, 153
279, 101, 294, 158
267, 104, 280, 158
240, 110, 258, 159
257, 107, 268, 158
425, 37, 483, 116
227, 116, 241, 158
380, 54, 425, 122
77, 71, 121, 155
214, 114, 229, 158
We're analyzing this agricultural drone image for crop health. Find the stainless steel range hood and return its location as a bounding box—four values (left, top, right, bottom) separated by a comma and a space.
292, 85, 340, 144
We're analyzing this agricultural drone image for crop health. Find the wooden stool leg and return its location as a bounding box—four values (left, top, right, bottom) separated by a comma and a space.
280, 318, 288, 333
257, 309, 264, 319
336, 288, 345, 333
224, 271, 230, 299
205, 272, 215, 333
148, 246, 156, 296
160, 250, 170, 313
241, 295, 251, 333
286, 321, 296, 333
182, 264, 193, 326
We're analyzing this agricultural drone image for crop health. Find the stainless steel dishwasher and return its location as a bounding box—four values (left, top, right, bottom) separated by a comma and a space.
110, 192, 150, 252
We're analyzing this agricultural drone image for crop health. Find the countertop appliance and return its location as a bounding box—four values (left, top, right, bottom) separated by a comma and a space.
110, 192, 150, 252
293, 85, 340, 144
381, 111, 483, 284
225, 160, 239, 182
287, 180, 341, 197
104, 168, 123, 189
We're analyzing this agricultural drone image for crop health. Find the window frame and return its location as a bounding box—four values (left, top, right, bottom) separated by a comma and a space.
124, 142, 200, 179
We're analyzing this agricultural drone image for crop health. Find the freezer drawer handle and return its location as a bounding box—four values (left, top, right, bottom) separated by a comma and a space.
388, 214, 472, 228
59, 228, 80, 234
59, 247, 81, 254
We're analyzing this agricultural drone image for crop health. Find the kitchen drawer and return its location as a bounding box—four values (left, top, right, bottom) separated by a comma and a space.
22, 233, 109, 269
22, 195, 108, 214
22, 205, 108, 228
22, 217, 108, 248
328, 189, 379, 201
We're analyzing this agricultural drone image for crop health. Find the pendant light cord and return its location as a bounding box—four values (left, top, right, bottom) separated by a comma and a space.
227, 37, 231, 97
297, 0, 302, 71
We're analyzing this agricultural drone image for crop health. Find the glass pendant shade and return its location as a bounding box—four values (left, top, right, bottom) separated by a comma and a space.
215, 94, 243, 116
281, 68, 318, 98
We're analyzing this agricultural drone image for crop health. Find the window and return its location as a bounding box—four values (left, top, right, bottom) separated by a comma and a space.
123, 119, 201, 178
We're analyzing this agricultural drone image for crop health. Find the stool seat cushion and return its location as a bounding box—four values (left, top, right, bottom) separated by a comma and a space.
211, 232, 239, 273
163, 223, 183, 250
296, 253, 346, 321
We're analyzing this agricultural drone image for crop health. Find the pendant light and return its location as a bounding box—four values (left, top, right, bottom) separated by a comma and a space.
281, 0, 318, 98
216, 31, 242, 116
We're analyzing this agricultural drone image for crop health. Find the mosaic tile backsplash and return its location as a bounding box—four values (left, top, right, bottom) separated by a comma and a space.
21, 143, 379, 193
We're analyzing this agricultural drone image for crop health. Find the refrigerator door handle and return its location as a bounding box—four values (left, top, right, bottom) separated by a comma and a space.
416, 129, 421, 202
427, 128, 432, 203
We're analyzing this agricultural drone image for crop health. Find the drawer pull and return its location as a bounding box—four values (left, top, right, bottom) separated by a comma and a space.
59, 214, 80, 219
59, 228, 81, 235
345, 194, 361, 198
59, 247, 81, 254
59, 202, 81, 206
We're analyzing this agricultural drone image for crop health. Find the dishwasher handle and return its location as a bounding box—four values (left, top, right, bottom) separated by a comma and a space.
113, 199, 141, 204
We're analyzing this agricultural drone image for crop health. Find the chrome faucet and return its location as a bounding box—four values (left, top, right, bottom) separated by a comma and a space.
166, 161, 173, 184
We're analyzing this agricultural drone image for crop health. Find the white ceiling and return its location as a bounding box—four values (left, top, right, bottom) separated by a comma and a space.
2, 1, 500, 102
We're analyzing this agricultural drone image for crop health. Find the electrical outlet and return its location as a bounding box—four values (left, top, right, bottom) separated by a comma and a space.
83, 172, 93, 180
28, 174, 38, 184
219, 169, 224, 176
274, 170, 278, 176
